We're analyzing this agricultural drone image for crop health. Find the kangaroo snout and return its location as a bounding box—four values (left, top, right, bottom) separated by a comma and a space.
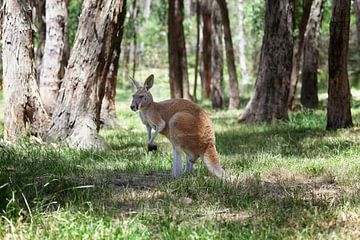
130, 104, 137, 111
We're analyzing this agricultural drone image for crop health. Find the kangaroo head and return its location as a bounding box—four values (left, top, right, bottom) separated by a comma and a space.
130, 74, 154, 111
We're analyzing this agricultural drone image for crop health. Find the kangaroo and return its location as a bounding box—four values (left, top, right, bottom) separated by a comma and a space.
130, 74, 225, 178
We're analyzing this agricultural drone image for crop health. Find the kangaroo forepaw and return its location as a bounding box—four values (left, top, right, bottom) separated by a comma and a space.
147, 143, 158, 152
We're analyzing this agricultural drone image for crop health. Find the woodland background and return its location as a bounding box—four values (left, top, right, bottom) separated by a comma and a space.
1, 0, 360, 239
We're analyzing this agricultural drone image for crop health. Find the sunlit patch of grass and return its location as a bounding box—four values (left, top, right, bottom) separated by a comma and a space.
1, 69, 360, 238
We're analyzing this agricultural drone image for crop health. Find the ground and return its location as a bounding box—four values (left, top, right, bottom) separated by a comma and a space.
1, 69, 360, 239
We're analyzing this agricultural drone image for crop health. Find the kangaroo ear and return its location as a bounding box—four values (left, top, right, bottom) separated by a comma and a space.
130, 76, 141, 89
144, 74, 154, 91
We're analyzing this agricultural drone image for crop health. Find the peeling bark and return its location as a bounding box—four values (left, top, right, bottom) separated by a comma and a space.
48, 0, 125, 150
3, 0, 49, 141
35, 0, 46, 81
39, 0, 69, 116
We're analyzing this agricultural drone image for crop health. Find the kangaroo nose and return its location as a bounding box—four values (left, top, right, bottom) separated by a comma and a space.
131, 105, 136, 111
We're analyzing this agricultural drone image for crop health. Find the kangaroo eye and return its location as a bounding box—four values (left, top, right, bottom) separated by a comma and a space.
139, 96, 144, 98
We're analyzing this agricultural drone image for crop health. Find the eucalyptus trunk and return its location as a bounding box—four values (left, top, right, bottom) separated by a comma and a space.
48, 0, 125, 149
39, 0, 69, 116
288, 0, 313, 108
238, 0, 249, 85
216, 0, 240, 109
200, 0, 212, 98
300, 0, 324, 108
240, 0, 294, 123
327, 0, 352, 130
3, 0, 49, 141
168, 0, 193, 100
210, 0, 224, 109
100, 0, 127, 129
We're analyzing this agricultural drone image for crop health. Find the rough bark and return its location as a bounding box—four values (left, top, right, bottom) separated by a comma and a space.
168, 0, 193, 100
216, 0, 240, 109
354, 0, 360, 44
300, 0, 324, 108
3, 0, 49, 141
200, 0, 211, 98
48, 0, 125, 149
240, 0, 294, 123
327, 0, 352, 130
210, 0, 224, 109
193, 0, 200, 101
288, 0, 313, 108
39, 0, 68, 117
35, 0, 46, 81
238, 0, 249, 85
100, 0, 127, 129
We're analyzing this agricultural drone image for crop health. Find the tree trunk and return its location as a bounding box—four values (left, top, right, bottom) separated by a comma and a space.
287, 0, 313, 108
216, 0, 240, 109
193, 0, 200, 101
143, 0, 151, 18
39, 0, 69, 117
3, 0, 49, 141
354, 0, 360, 44
35, 0, 46, 81
327, 0, 352, 130
240, 0, 294, 123
100, 0, 127, 129
238, 0, 249, 86
131, 0, 138, 79
48, 0, 125, 149
168, 0, 192, 100
200, 0, 211, 99
300, 0, 324, 108
210, 0, 224, 109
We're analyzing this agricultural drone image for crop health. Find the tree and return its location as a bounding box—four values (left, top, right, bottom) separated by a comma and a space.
354, 0, 360, 44
216, 0, 240, 109
240, 0, 294, 123
47, 0, 125, 149
193, 0, 200, 101
167, 0, 193, 100
237, 0, 249, 86
211, 0, 224, 109
300, 0, 324, 108
200, 0, 212, 99
288, 0, 313, 108
3, 0, 49, 141
327, 0, 352, 130
100, 0, 127, 129
39, 0, 69, 116
35, 0, 46, 81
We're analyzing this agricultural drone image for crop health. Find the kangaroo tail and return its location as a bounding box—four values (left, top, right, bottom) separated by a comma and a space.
203, 145, 225, 177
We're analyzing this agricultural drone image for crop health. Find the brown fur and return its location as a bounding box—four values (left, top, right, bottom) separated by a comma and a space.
131, 75, 224, 177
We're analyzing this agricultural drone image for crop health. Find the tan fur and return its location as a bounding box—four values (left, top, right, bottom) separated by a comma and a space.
131, 75, 224, 177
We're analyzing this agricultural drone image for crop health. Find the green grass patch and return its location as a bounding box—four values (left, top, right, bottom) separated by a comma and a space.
1, 69, 360, 239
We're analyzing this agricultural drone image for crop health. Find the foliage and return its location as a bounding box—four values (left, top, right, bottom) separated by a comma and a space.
1, 69, 360, 238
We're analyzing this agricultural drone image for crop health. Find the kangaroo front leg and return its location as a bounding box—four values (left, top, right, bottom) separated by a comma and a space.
146, 125, 157, 152
148, 120, 165, 145
172, 146, 182, 178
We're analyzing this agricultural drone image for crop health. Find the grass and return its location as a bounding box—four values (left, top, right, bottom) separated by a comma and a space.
1, 69, 360, 239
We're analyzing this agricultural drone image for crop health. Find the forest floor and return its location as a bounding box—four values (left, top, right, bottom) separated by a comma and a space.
1, 69, 360, 239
